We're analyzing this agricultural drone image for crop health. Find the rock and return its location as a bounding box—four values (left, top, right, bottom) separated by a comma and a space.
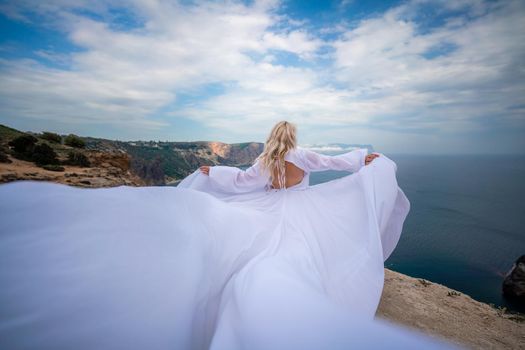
503, 255, 525, 299
378, 269, 525, 349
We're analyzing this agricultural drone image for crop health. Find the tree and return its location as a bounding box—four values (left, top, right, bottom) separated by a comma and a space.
32, 143, 59, 166
40, 132, 62, 144
8, 134, 37, 155
64, 134, 86, 148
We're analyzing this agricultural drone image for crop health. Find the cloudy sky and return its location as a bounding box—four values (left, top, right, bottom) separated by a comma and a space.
0, 0, 523, 154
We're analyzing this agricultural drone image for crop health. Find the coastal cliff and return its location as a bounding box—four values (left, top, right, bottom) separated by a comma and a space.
0, 124, 264, 186
377, 269, 525, 349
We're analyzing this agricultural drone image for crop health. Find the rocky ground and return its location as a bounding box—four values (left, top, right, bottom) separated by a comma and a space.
377, 269, 525, 349
0, 154, 145, 188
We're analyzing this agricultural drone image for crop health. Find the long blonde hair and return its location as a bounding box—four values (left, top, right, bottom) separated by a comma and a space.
256, 121, 297, 189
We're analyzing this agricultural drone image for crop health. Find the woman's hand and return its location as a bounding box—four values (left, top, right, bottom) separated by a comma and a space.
199, 165, 210, 175
365, 153, 380, 166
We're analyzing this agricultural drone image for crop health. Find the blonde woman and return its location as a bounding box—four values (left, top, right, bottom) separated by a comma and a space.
173, 120, 417, 348
197, 120, 380, 193
173, 119, 413, 345
0, 121, 437, 349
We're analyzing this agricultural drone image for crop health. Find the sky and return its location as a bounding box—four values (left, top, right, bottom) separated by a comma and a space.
0, 0, 524, 154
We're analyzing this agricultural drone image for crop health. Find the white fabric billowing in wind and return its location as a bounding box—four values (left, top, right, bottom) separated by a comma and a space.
0, 148, 461, 349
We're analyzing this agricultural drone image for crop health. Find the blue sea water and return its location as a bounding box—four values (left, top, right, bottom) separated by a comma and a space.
310, 154, 525, 313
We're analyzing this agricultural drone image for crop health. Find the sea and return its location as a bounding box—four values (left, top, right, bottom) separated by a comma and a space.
310, 154, 525, 313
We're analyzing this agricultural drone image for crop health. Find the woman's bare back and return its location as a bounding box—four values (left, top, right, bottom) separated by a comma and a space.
271, 161, 305, 189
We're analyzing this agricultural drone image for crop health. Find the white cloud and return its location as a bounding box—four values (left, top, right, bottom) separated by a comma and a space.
1, 0, 321, 132
261, 30, 323, 59
0, 0, 524, 153
330, 0, 525, 136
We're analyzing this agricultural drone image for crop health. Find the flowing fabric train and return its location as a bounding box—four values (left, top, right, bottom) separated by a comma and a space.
0, 153, 460, 349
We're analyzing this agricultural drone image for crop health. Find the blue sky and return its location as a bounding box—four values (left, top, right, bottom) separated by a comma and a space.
0, 0, 524, 154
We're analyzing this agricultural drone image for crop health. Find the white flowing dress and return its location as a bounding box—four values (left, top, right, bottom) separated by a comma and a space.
0, 147, 459, 349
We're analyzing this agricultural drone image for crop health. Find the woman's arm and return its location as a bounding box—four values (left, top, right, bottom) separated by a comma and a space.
365, 153, 380, 165
199, 160, 268, 193
300, 147, 374, 173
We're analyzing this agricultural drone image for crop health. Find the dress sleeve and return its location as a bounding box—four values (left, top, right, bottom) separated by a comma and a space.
300, 148, 368, 173
207, 159, 269, 193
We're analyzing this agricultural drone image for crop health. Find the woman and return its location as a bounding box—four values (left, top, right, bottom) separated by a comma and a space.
177, 120, 407, 326
197, 121, 380, 188
0, 121, 456, 349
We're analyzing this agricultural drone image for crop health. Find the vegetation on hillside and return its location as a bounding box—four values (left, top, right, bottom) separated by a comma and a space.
64, 134, 86, 148
0, 125, 90, 172
1, 124, 265, 185
65, 151, 91, 167
40, 132, 62, 144
0, 124, 24, 140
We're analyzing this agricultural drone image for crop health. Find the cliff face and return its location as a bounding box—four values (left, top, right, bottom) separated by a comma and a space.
377, 269, 525, 349
82, 137, 265, 185
207, 141, 264, 165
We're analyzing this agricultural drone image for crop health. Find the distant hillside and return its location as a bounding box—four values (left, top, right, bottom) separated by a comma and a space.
79, 136, 265, 185
0, 124, 267, 186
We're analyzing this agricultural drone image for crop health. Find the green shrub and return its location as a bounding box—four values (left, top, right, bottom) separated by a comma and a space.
40, 132, 62, 144
32, 143, 59, 166
42, 164, 65, 172
8, 134, 37, 155
64, 134, 85, 148
66, 150, 91, 167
